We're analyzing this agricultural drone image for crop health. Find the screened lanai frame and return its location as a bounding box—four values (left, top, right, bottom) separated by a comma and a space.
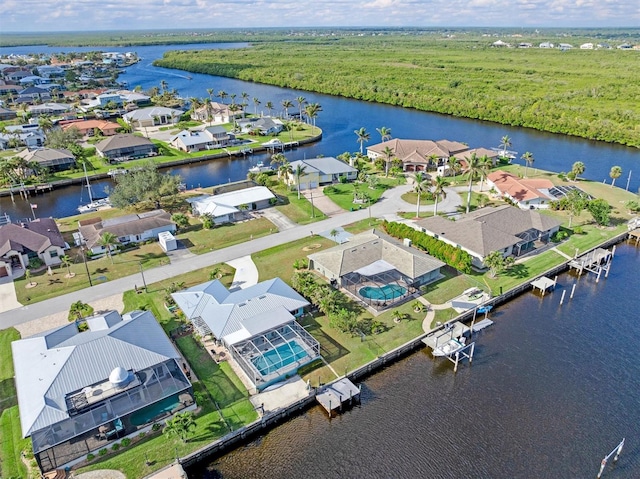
229, 322, 320, 389
342, 267, 415, 310
31, 359, 190, 457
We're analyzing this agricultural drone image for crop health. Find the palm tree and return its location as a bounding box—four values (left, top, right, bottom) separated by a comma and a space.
294, 163, 307, 199
203, 98, 213, 126
414, 172, 429, 218
432, 176, 447, 216
98, 232, 119, 264
304, 103, 322, 135
382, 146, 395, 177
270, 152, 287, 169
463, 153, 488, 214
376, 126, 392, 142
296, 96, 306, 121
217, 90, 227, 104
279, 161, 293, 183
521, 151, 534, 177
447, 156, 461, 177
571, 161, 585, 180
500, 135, 512, 160
609, 166, 622, 187
163, 411, 196, 443
265, 101, 274, 116
329, 228, 340, 243
478, 155, 493, 191
60, 254, 73, 277
160, 80, 168, 94
206, 88, 214, 100
354, 127, 370, 155
281, 99, 293, 119
229, 93, 237, 105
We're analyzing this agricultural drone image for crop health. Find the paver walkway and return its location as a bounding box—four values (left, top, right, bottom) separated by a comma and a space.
73, 470, 126, 479
226, 255, 259, 290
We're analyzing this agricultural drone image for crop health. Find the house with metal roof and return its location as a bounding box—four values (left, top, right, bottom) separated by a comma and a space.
286, 156, 358, 190
169, 125, 230, 152
172, 278, 319, 391
367, 138, 469, 172
186, 186, 276, 224
78, 209, 176, 254
416, 205, 562, 269
11, 310, 194, 472
308, 229, 445, 310
94, 134, 158, 162
0, 218, 66, 277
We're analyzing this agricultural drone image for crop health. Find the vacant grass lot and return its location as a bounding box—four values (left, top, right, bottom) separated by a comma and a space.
323, 177, 398, 211
272, 184, 327, 224
176, 217, 276, 254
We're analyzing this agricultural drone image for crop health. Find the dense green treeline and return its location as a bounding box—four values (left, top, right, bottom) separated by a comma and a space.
155, 37, 640, 147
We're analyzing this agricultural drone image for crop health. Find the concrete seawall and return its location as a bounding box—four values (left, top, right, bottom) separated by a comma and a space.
177, 230, 632, 474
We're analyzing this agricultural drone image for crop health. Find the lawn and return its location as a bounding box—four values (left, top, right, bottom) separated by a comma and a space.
421, 268, 485, 305
252, 236, 334, 284
343, 217, 382, 234
272, 184, 327, 224
176, 217, 277, 255
322, 177, 399, 212
13, 242, 168, 305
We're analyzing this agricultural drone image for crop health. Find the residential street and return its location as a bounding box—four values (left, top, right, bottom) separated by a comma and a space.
0, 181, 466, 329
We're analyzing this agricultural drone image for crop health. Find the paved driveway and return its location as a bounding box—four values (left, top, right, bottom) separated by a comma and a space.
301, 187, 345, 217
0, 277, 22, 313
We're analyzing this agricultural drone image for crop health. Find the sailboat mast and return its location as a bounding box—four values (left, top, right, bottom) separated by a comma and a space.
83, 162, 93, 203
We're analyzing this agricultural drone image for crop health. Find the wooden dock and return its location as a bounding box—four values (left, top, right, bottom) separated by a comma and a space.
568, 247, 613, 281
472, 318, 494, 332
531, 276, 557, 295
316, 378, 360, 415
629, 229, 640, 245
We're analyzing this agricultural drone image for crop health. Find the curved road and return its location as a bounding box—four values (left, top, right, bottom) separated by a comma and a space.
0, 182, 464, 329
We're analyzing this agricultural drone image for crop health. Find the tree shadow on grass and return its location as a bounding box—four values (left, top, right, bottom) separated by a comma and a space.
301, 315, 350, 362
504, 263, 529, 279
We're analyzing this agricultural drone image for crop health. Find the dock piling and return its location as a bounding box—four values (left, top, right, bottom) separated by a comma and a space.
560, 290, 566, 305
570, 283, 576, 299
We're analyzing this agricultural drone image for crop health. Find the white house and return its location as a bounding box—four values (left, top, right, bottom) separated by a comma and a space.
287, 157, 358, 190
123, 107, 183, 128
169, 126, 230, 152
237, 116, 284, 135
187, 186, 276, 224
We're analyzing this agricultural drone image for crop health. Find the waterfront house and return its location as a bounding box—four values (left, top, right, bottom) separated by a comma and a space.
0, 107, 17, 121
172, 278, 319, 391
0, 218, 66, 277
486, 170, 556, 209
1, 124, 46, 149
17, 86, 51, 103
78, 209, 176, 254
123, 106, 183, 128
286, 156, 358, 190
61, 119, 120, 138
191, 102, 236, 124
28, 102, 72, 117
416, 205, 562, 269
187, 186, 276, 224
169, 125, 230, 152
12, 310, 194, 473
16, 147, 76, 172
94, 134, 158, 162
367, 138, 469, 172
237, 116, 284, 135
308, 229, 444, 309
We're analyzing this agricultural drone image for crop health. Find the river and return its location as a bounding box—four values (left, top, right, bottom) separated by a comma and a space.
187, 241, 640, 479
0, 42, 638, 221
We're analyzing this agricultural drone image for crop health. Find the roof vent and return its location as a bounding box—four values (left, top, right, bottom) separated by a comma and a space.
109, 367, 132, 389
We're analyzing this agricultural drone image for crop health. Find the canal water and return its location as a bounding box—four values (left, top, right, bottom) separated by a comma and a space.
1, 43, 639, 220
187, 242, 640, 479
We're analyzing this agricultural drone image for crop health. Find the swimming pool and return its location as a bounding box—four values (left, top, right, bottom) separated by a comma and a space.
359, 284, 407, 301
251, 340, 308, 376
130, 395, 180, 426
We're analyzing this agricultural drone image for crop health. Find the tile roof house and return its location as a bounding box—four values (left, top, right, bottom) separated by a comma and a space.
94, 134, 158, 162
367, 138, 469, 172
487, 170, 556, 209
61, 119, 121, 137
191, 102, 237, 124
172, 278, 319, 390
12, 310, 194, 473
169, 125, 230, 152
286, 157, 358, 190
416, 205, 562, 269
17, 147, 76, 172
308, 229, 444, 309
78, 209, 176, 253
0, 218, 66, 277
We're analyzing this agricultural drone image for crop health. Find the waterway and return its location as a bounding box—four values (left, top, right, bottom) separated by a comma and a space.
188, 241, 640, 479
1, 43, 639, 220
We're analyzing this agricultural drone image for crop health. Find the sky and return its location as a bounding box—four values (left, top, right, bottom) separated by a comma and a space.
1, 0, 639, 32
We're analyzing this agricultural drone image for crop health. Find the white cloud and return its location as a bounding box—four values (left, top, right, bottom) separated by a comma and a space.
0, 0, 638, 31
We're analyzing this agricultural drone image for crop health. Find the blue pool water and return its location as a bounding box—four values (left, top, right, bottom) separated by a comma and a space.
359, 284, 407, 301
251, 340, 308, 376
130, 395, 180, 426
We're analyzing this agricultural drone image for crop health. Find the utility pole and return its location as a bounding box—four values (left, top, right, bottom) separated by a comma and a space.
310, 191, 315, 218
139, 261, 147, 291
82, 248, 93, 287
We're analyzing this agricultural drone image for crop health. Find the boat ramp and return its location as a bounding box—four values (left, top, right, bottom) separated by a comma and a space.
316, 377, 361, 416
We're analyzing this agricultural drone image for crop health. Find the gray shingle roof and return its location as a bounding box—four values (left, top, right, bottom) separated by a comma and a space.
308, 229, 445, 279
0, 218, 65, 257
12, 310, 181, 437
79, 209, 175, 248
95, 134, 155, 153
